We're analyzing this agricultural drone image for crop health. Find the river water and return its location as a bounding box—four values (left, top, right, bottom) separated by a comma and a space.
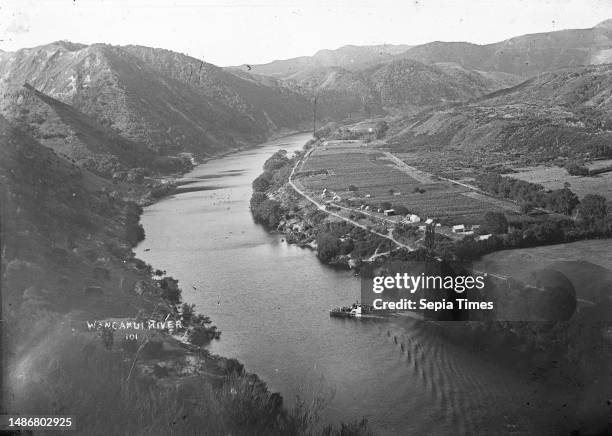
135, 133, 587, 436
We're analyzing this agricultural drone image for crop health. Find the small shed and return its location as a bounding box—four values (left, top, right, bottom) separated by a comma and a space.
383, 209, 396, 216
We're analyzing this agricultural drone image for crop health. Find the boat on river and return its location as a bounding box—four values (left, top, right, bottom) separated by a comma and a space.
330, 303, 373, 318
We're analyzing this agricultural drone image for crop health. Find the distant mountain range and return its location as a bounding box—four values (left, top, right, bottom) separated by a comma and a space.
399, 19, 612, 77
225, 19, 612, 117
239, 19, 612, 79
0, 19, 611, 178
230, 44, 413, 76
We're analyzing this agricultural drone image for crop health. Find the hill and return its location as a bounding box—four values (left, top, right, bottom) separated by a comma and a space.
398, 19, 612, 77
0, 114, 155, 324
386, 63, 612, 176
231, 44, 412, 77
242, 19, 612, 85
0, 42, 313, 162
277, 58, 521, 118
0, 83, 188, 178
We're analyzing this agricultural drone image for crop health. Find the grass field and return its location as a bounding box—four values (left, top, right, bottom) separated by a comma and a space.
296, 141, 521, 225
508, 165, 612, 200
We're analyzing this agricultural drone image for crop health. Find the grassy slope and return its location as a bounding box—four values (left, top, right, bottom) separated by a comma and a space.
0, 116, 371, 435
387, 63, 612, 173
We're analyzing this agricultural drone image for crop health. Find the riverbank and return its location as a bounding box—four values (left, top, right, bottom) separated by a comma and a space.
122, 131, 374, 434
2, 128, 374, 435
249, 139, 612, 409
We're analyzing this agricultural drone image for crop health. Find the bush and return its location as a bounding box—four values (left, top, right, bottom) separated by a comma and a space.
374, 120, 389, 139
480, 211, 509, 234
316, 232, 341, 262
252, 172, 272, 192
159, 276, 181, 305
252, 199, 283, 228
565, 161, 590, 176
577, 194, 608, 223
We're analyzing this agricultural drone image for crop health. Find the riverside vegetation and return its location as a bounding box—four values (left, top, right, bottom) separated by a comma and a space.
250, 137, 612, 404
1, 117, 374, 435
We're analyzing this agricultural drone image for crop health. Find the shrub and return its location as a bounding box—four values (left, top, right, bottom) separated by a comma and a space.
252, 199, 283, 228
480, 211, 509, 234
316, 232, 341, 262
565, 161, 590, 176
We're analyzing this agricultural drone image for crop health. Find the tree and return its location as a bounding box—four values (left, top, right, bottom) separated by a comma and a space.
252, 172, 272, 192
380, 201, 392, 210
316, 232, 341, 262
546, 188, 580, 215
394, 205, 409, 215
565, 161, 589, 176
480, 211, 508, 234
263, 150, 289, 172
424, 223, 436, 253
374, 120, 389, 139
252, 199, 283, 228
577, 194, 608, 222
159, 277, 182, 305
250, 191, 268, 209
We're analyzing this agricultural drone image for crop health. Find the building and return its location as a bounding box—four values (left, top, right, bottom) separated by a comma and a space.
406, 214, 421, 223
452, 224, 466, 233
477, 234, 492, 241
383, 209, 396, 216
425, 218, 434, 225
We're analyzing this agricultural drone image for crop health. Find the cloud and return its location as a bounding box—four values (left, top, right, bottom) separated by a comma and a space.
6, 20, 30, 35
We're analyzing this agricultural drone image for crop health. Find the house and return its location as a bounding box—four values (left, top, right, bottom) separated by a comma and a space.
406, 214, 421, 223
365, 194, 372, 198
364, 206, 371, 211
393, 192, 401, 196
477, 234, 492, 241
452, 224, 466, 233
425, 218, 434, 225
383, 209, 396, 216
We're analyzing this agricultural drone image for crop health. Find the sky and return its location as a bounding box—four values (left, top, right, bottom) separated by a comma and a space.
1, 0, 612, 66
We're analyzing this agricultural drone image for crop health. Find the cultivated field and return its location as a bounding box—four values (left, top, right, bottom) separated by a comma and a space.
295, 141, 520, 225
508, 165, 612, 200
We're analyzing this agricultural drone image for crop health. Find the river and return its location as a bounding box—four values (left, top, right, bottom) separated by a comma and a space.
135, 133, 593, 436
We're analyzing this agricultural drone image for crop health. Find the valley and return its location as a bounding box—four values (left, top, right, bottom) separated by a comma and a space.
2, 13, 612, 436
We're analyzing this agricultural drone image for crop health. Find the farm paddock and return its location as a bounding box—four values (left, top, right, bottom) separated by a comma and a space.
294, 141, 525, 226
